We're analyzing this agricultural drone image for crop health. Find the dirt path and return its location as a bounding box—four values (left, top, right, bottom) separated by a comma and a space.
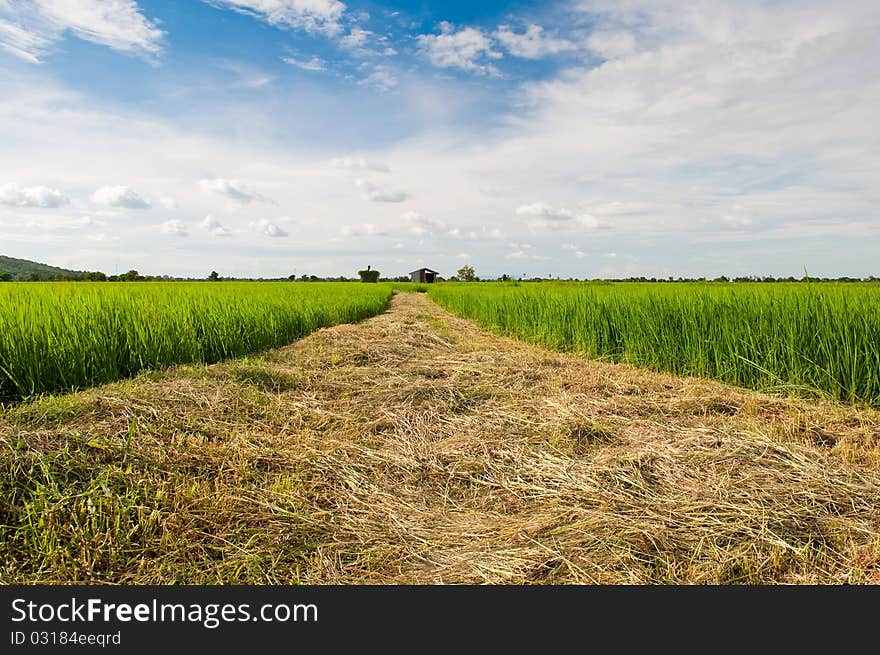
3, 291, 880, 583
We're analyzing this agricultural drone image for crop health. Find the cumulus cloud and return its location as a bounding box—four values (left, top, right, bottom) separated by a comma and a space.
516, 203, 610, 231
338, 27, 397, 57
160, 219, 188, 236
282, 55, 326, 71
507, 242, 549, 260
417, 22, 502, 75
206, 0, 346, 36
199, 178, 267, 204
339, 25, 370, 51
250, 218, 287, 237
92, 185, 151, 209
158, 196, 178, 209
446, 227, 478, 240
0, 183, 68, 208
0, 0, 164, 62
516, 202, 574, 221
401, 210, 445, 235
201, 214, 232, 237
340, 223, 387, 237
356, 178, 408, 203
330, 156, 390, 173
494, 24, 576, 59
6, 1, 879, 279
359, 65, 398, 91
585, 30, 637, 59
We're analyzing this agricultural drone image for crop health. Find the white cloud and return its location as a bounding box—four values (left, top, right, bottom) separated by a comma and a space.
199, 178, 267, 204
92, 185, 151, 209
720, 214, 754, 228
282, 55, 326, 71
340, 223, 386, 237
360, 64, 398, 91
575, 251, 587, 258
340, 26, 369, 49
584, 200, 650, 216
0, 0, 164, 62
516, 203, 610, 231
250, 218, 287, 237
5, 1, 880, 280
0, 13, 52, 62
217, 60, 276, 88
159, 195, 178, 209
356, 178, 408, 203
446, 227, 478, 240
561, 243, 578, 251
201, 214, 231, 237
206, 0, 346, 36
507, 243, 549, 261
71, 215, 105, 227
401, 210, 445, 235
0, 182, 68, 207
585, 30, 637, 59
516, 202, 574, 221
160, 219, 188, 236
417, 22, 502, 75
330, 156, 390, 173
338, 26, 396, 57
494, 24, 576, 59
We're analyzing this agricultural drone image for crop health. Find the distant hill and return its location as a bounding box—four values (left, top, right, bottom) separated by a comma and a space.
0, 255, 87, 281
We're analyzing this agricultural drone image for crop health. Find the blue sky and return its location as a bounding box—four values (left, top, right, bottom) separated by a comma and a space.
1, 0, 878, 279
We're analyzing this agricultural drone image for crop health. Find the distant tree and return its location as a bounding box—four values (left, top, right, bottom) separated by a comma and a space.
288, 274, 297, 281
0, 272, 12, 282
27, 273, 41, 281
118, 270, 141, 282
457, 265, 476, 282
358, 265, 380, 283
500, 274, 510, 282
208, 271, 220, 281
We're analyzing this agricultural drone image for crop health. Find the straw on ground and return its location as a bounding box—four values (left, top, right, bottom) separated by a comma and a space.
2, 292, 879, 583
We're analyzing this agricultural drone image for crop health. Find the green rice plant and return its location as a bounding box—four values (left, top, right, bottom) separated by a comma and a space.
0, 282, 391, 399
429, 282, 880, 407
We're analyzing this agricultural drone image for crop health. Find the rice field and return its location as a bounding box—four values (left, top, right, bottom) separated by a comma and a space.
0, 282, 392, 399
429, 282, 880, 407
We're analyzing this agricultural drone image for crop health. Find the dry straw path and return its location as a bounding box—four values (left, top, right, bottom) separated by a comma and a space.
2, 291, 880, 583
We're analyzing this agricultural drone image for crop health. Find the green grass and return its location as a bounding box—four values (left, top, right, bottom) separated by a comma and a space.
382, 281, 430, 293
0, 282, 392, 399
429, 282, 880, 407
